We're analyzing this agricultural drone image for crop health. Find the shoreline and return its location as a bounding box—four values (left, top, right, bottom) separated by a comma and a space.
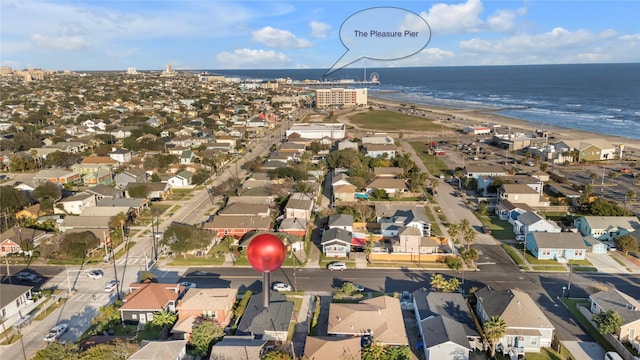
368, 95, 640, 151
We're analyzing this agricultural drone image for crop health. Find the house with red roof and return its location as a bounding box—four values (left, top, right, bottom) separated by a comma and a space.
120, 283, 182, 325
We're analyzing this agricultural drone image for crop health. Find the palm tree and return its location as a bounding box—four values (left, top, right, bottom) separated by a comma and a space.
463, 227, 477, 250
430, 273, 447, 292
447, 223, 460, 245
364, 233, 375, 263
589, 172, 598, 185
484, 316, 507, 359
626, 190, 636, 203
151, 309, 177, 328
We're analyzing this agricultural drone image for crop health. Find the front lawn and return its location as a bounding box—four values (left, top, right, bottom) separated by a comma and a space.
501, 243, 525, 267
474, 212, 514, 240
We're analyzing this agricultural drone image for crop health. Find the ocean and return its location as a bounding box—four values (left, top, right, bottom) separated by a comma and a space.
205, 63, 640, 140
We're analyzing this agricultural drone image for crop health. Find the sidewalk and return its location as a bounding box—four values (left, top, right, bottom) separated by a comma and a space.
292, 292, 312, 357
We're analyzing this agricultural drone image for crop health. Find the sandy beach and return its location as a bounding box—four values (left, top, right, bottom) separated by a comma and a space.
368, 96, 640, 152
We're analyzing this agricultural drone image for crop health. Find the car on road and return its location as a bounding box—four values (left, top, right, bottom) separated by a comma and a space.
44, 323, 68, 342
16, 271, 38, 282
104, 279, 119, 292
87, 270, 103, 279
327, 262, 347, 271
525, 161, 535, 166
272, 282, 293, 292
179, 281, 197, 289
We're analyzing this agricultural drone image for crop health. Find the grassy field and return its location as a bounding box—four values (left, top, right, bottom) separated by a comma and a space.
474, 212, 514, 240
348, 110, 446, 131
409, 142, 449, 176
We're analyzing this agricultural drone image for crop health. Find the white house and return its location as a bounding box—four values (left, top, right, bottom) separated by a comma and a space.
167, 171, 193, 188
54, 192, 97, 215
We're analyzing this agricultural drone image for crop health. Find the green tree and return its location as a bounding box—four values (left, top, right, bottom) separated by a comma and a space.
44, 151, 81, 168
92, 300, 123, 330
261, 350, 294, 360
484, 316, 507, 359
445, 256, 463, 270
362, 342, 388, 360
127, 184, 150, 199
60, 231, 100, 258
0, 186, 29, 214
140, 271, 158, 283
151, 309, 177, 328
33, 341, 81, 360
589, 172, 598, 184
385, 345, 411, 360
626, 190, 637, 202
593, 309, 624, 335
340, 281, 359, 296
447, 223, 460, 245
189, 318, 224, 356
460, 247, 479, 265
371, 188, 387, 200
588, 197, 630, 216
32, 181, 62, 203
430, 273, 447, 292
162, 223, 212, 256
80, 340, 138, 360
463, 227, 477, 250
614, 234, 639, 255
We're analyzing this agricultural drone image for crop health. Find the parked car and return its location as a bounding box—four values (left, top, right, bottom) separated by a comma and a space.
606, 242, 617, 251
481, 226, 492, 235
516, 235, 526, 243
272, 282, 293, 292
179, 281, 197, 288
44, 323, 68, 342
16, 271, 38, 282
104, 279, 119, 292
87, 270, 103, 279
327, 262, 347, 271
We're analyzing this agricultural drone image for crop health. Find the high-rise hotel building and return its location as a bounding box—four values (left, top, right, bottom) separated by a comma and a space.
315, 88, 367, 108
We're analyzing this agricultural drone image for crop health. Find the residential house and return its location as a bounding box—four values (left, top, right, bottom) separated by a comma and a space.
168, 171, 194, 188
97, 198, 149, 217
589, 289, 640, 342
15, 204, 41, 221
364, 143, 397, 158
510, 211, 561, 236
0, 227, 49, 255
321, 228, 352, 258
85, 184, 124, 201
373, 167, 404, 178
236, 291, 293, 342
54, 192, 97, 215
583, 236, 608, 254
464, 165, 507, 180
574, 216, 640, 241
79, 156, 118, 170
59, 216, 112, 233
337, 139, 359, 151
303, 337, 361, 360
475, 287, 555, 356
376, 204, 431, 237
526, 232, 588, 262
128, 340, 188, 360
171, 288, 238, 341
328, 296, 409, 346
413, 289, 480, 360
327, 214, 354, 232
333, 183, 356, 202
217, 203, 271, 217
209, 335, 268, 360
180, 149, 196, 165
125, 182, 172, 201
115, 168, 148, 188
365, 178, 408, 196
120, 283, 181, 324
109, 148, 133, 163
278, 217, 308, 237
81, 169, 114, 186
498, 184, 549, 208
0, 283, 35, 329
331, 173, 352, 188
203, 215, 272, 239
33, 168, 81, 186
494, 200, 533, 221
577, 140, 623, 162
284, 192, 314, 221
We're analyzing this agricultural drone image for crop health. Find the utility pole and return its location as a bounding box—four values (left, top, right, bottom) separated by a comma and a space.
566, 264, 572, 298
4, 255, 11, 284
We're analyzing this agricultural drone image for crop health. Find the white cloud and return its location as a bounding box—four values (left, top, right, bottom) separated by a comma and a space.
309, 21, 331, 38
30, 34, 91, 51
487, 10, 517, 32
422, 0, 485, 35
251, 27, 312, 49
215, 48, 291, 68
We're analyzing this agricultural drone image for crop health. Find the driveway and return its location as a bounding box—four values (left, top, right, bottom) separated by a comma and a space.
586, 252, 629, 273
562, 341, 606, 360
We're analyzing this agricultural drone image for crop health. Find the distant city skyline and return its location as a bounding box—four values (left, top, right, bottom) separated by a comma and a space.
1, 0, 639, 71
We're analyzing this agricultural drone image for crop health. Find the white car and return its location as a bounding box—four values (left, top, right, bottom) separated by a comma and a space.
607, 242, 617, 251
104, 279, 119, 292
44, 323, 68, 342
328, 262, 347, 271
87, 270, 103, 279
272, 282, 293, 292
179, 281, 197, 289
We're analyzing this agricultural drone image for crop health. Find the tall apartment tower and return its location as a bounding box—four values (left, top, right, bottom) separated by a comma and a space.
126, 67, 138, 75
166, 64, 173, 73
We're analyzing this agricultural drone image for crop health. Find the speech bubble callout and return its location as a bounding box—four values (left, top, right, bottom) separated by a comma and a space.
325, 7, 431, 77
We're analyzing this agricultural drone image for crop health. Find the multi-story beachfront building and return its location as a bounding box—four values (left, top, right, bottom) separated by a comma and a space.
315, 88, 367, 108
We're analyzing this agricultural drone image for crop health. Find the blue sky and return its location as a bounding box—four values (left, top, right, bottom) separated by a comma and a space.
1, 0, 639, 71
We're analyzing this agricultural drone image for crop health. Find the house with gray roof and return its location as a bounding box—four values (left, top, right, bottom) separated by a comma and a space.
510, 211, 561, 236
236, 291, 293, 342
413, 289, 480, 360
589, 289, 640, 342
168, 170, 194, 188
526, 232, 588, 262
128, 340, 187, 360
85, 184, 124, 201
218, 202, 270, 217
321, 228, 352, 258
375, 204, 431, 237
574, 216, 640, 241
209, 335, 268, 360
328, 213, 354, 232
475, 287, 554, 356
284, 192, 314, 221
54, 191, 97, 215
0, 283, 35, 329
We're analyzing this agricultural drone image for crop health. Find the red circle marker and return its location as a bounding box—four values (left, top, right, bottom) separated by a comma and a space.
246, 234, 286, 273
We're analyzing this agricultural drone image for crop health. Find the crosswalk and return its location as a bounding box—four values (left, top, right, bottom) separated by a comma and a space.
68, 293, 112, 303
115, 257, 148, 266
